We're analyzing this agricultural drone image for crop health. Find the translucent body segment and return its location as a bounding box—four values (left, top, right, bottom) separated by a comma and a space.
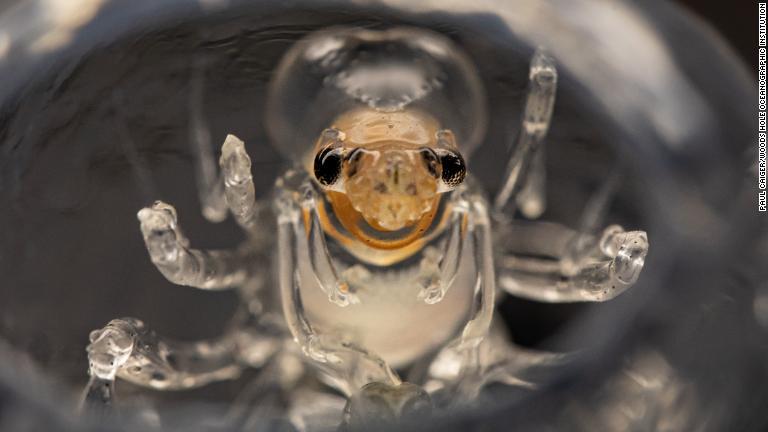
494, 49, 558, 212
137, 201, 248, 290
190, 66, 228, 222
342, 382, 432, 431
454, 197, 496, 400
499, 223, 649, 302
476, 345, 572, 391
266, 27, 487, 159
275, 171, 401, 396
427, 324, 574, 401
220, 134, 263, 232
457, 196, 496, 349
274, 171, 499, 402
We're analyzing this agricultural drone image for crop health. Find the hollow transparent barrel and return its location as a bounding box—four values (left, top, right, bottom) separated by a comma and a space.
266, 27, 487, 161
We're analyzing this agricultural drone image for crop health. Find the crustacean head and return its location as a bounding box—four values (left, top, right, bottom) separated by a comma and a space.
311, 108, 466, 231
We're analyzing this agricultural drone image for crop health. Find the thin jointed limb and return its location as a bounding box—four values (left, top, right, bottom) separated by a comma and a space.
425, 191, 497, 402
81, 318, 243, 410
498, 223, 648, 302
137, 201, 249, 290
275, 171, 401, 397
219, 134, 265, 234
428, 322, 575, 401
494, 49, 558, 214
498, 168, 648, 303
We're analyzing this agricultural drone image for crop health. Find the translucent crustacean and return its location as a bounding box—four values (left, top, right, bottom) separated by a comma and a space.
81, 27, 649, 429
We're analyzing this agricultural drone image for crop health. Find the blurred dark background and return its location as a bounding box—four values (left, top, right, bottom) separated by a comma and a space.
677, 1, 752, 70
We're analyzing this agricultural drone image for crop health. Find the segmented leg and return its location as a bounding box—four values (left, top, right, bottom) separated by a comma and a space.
421, 191, 497, 402
499, 222, 648, 302
81, 318, 243, 409
427, 322, 574, 402
275, 170, 401, 396
219, 134, 264, 233
497, 169, 649, 302
274, 170, 359, 307
416, 195, 470, 304
494, 49, 557, 213
137, 201, 248, 290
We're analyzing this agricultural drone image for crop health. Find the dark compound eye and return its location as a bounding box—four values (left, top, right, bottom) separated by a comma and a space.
419, 147, 440, 178
439, 150, 466, 189
313, 147, 342, 186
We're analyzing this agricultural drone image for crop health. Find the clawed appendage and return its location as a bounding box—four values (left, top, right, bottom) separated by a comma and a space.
220, 134, 262, 232
499, 223, 649, 302
137, 201, 248, 290
90, 131, 275, 411
80, 319, 136, 411
416, 195, 470, 305
575, 225, 649, 286
490, 47, 651, 302
81, 318, 244, 410
136, 133, 269, 290
415, 247, 448, 304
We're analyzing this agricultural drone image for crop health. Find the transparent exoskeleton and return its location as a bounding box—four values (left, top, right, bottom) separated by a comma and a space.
80, 27, 649, 430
